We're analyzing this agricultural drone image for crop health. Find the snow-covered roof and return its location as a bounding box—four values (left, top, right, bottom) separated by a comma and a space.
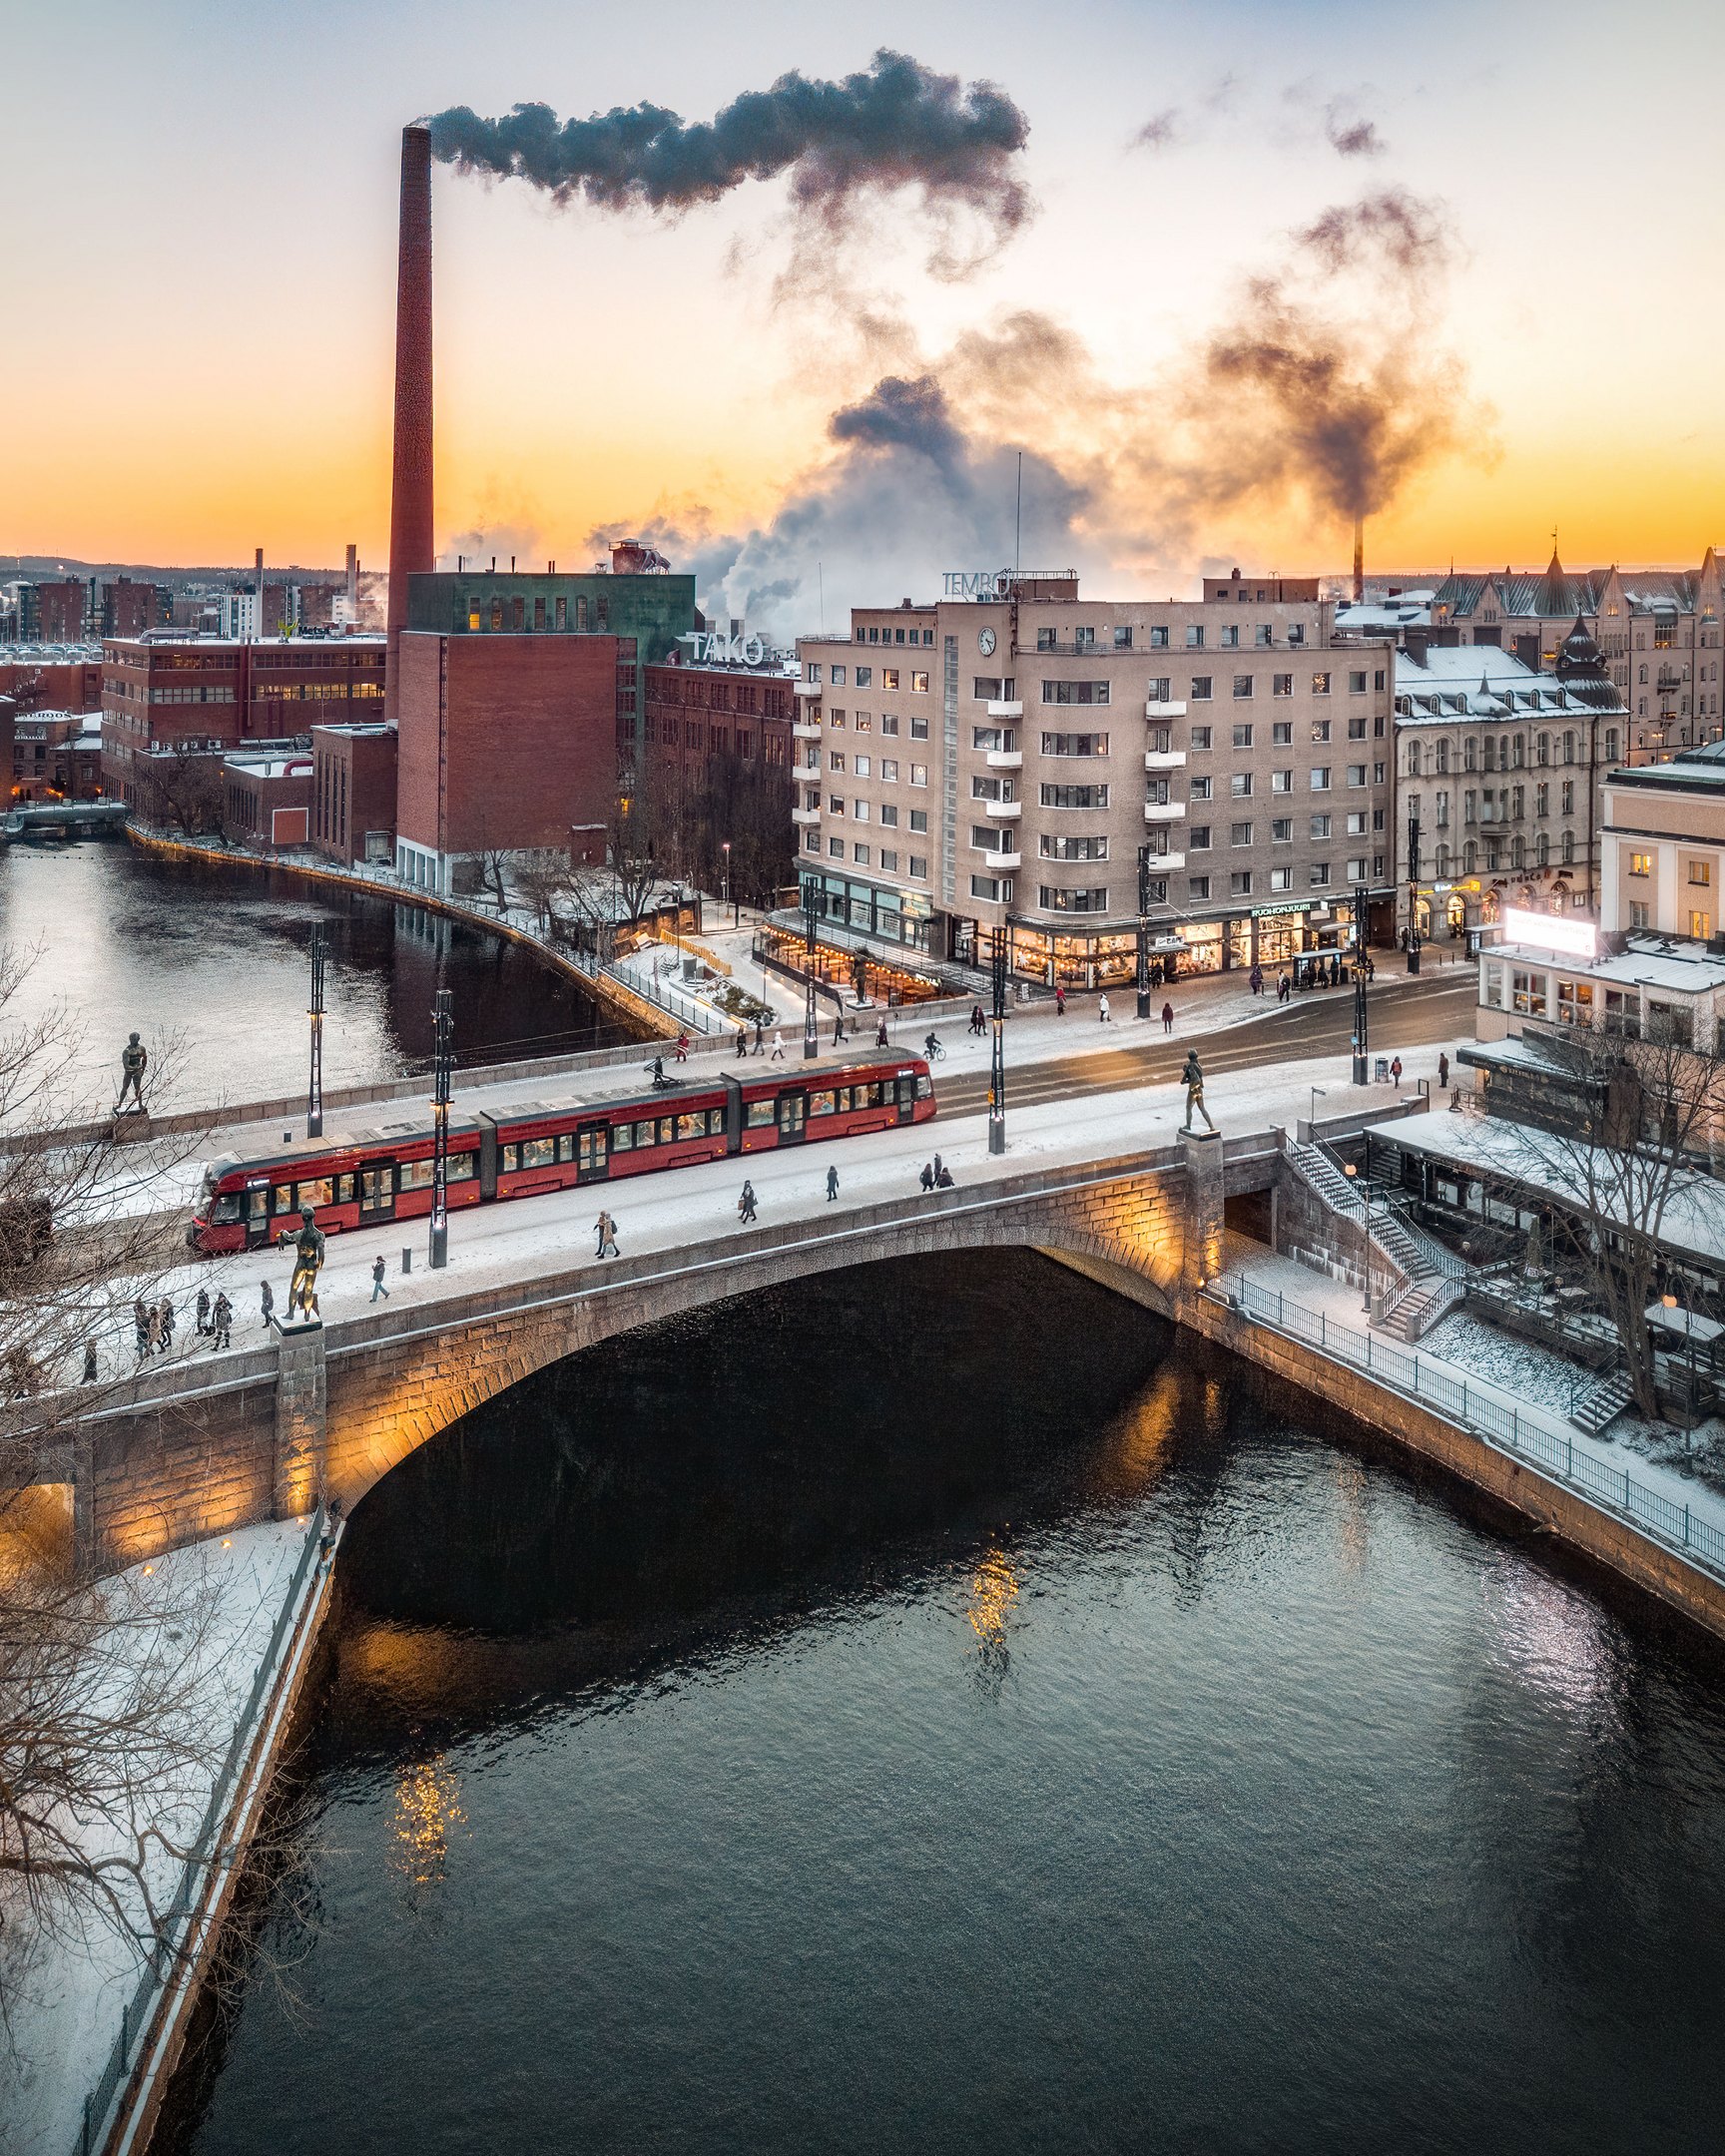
1393, 643, 1614, 724
1491, 934, 1725, 992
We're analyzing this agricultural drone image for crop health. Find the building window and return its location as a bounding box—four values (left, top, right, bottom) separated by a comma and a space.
1689, 859, 1712, 886
1690, 909, 1712, 940
1311, 767, 1331, 791
1272, 817, 1292, 841
1269, 867, 1292, 890
1272, 674, 1293, 698
909, 764, 928, 787
1310, 862, 1332, 886
1149, 625, 1169, 648
880, 804, 898, 826
1233, 722, 1254, 747
855, 844, 870, 865
880, 848, 898, 871
1231, 774, 1253, 799
1230, 871, 1253, 896
1221, 626, 1240, 649
1271, 771, 1292, 794
1113, 626, 1133, 649
1042, 681, 1110, 706
1190, 725, 1212, 748
911, 670, 929, 692
1189, 825, 1212, 849
1186, 626, 1205, 648
1231, 821, 1253, 846
1188, 876, 1211, 899
1349, 670, 1368, 694
1628, 852, 1652, 876
1041, 784, 1110, 808
1039, 885, 1108, 912
909, 808, 928, 832
1312, 672, 1332, 696
1040, 733, 1110, 757
1347, 765, 1367, 788
1190, 676, 1213, 701
1347, 857, 1369, 881
1511, 968, 1548, 1017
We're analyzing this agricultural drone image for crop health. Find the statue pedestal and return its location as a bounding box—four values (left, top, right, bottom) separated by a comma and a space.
272, 1314, 323, 1338
110, 1110, 153, 1145
1180, 1125, 1225, 1293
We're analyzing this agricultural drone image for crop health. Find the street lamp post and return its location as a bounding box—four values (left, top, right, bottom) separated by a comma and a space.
1344, 1157, 1372, 1314
988, 925, 1007, 1155
802, 877, 820, 1061
722, 840, 735, 927
1136, 843, 1153, 1021
305, 927, 327, 1138
429, 986, 452, 1271
1406, 811, 1423, 975
1352, 878, 1371, 1086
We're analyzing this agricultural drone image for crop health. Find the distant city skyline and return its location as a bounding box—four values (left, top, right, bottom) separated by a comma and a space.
7, 0, 1722, 636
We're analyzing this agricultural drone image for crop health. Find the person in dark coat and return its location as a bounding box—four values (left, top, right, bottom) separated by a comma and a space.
371, 1255, 389, 1300
134, 1298, 151, 1359
212, 1292, 233, 1348
82, 1340, 98, 1384
826, 1165, 840, 1202
1161, 1001, 1175, 1034
195, 1288, 211, 1337
919, 1162, 934, 1192
1438, 1051, 1449, 1091
738, 1180, 758, 1225
1055, 984, 1066, 1015
261, 1279, 275, 1328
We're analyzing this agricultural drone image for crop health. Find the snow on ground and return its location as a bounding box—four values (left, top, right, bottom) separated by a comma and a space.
0, 1519, 315, 2156
1228, 1251, 1725, 1551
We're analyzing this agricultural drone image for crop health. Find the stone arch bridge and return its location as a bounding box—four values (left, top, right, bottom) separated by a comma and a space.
59, 1131, 1283, 1577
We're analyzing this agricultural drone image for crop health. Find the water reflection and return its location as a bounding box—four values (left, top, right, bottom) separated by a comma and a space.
0, 839, 629, 1111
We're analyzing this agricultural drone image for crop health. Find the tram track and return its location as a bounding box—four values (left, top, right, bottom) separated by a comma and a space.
931, 972, 1476, 1120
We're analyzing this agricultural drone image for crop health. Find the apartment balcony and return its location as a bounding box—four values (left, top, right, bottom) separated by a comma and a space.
982, 849, 1022, 871
792, 805, 822, 826
1146, 699, 1187, 718
794, 679, 823, 701
983, 798, 1022, 820
1144, 801, 1187, 822
986, 699, 1024, 719
985, 747, 1023, 770
1144, 749, 1187, 770
792, 720, 823, 740
1144, 851, 1185, 871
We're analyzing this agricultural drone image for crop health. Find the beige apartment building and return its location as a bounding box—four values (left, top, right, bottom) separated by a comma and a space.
1392, 626, 1627, 950
794, 572, 1396, 987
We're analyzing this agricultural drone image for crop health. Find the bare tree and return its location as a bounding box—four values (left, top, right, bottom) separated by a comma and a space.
514, 858, 570, 934
141, 742, 230, 843
1523, 1021, 1725, 1418
609, 791, 663, 927
0, 946, 246, 1998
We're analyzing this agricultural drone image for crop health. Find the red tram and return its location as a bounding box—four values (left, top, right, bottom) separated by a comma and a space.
189, 1048, 937, 1256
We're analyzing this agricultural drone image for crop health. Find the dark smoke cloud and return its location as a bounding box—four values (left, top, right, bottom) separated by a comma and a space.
1325, 109, 1387, 158
427, 50, 1030, 273
1131, 107, 1182, 152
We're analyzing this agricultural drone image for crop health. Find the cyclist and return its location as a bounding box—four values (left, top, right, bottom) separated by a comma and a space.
923, 1031, 943, 1061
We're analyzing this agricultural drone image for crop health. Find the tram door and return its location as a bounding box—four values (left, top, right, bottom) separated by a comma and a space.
358, 1163, 395, 1224
575, 1123, 610, 1182
777, 1091, 808, 1145
894, 1074, 918, 1125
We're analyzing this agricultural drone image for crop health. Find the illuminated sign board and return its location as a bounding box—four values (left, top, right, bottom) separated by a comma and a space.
1501, 905, 1596, 960
941, 569, 1013, 600
679, 629, 766, 667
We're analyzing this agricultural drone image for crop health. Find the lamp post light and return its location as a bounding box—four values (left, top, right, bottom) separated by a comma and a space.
1344, 1157, 1372, 1313
802, 876, 820, 1061
1352, 877, 1371, 1086
1310, 1084, 1327, 1135
429, 986, 452, 1271
305, 927, 327, 1138
1136, 842, 1153, 1021
988, 924, 1007, 1155
1406, 811, 1423, 976
722, 840, 736, 926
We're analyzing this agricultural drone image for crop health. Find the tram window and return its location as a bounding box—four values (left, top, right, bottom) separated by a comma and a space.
632, 1120, 657, 1148
398, 1159, 433, 1191
502, 1144, 520, 1172
336, 1174, 355, 1204
448, 1154, 475, 1182
678, 1113, 706, 1141
896, 1078, 917, 1105
557, 1133, 578, 1163
522, 1137, 556, 1169
296, 1178, 334, 1209
863, 1082, 885, 1108
916, 1076, 933, 1099
746, 1101, 776, 1128
273, 1185, 294, 1216
246, 1189, 270, 1223
612, 1123, 634, 1151
213, 1195, 242, 1224
578, 1131, 608, 1171
810, 1090, 837, 1116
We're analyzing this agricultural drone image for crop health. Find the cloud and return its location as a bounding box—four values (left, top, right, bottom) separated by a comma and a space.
1131, 107, 1182, 152
1323, 97, 1388, 158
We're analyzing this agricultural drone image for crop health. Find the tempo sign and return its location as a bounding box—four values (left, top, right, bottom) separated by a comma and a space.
942, 569, 1014, 600
1501, 904, 1597, 960
679, 628, 766, 666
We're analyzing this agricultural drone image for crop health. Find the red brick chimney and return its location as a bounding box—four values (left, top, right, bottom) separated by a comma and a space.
386, 123, 434, 723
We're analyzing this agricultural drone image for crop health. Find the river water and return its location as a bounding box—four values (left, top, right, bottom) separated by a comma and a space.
157, 1249, 1725, 2153
0, 838, 626, 1114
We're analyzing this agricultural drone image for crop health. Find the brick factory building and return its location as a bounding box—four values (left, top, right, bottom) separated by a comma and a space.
0, 645, 104, 715
100, 634, 384, 805
795, 575, 1397, 986
223, 751, 313, 848
393, 629, 626, 892
311, 721, 397, 865
640, 650, 799, 899
11, 711, 103, 801
32, 579, 89, 643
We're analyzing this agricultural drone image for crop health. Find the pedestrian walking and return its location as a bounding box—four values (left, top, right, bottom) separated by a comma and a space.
875, 1015, 888, 1046
738, 1180, 758, 1225
1150, 957, 1164, 989
1278, 972, 1291, 1004
1438, 1051, 1449, 1091
675, 1031, 690, 1063
158, 1298, 175, 1352
82, 1339, 98, 1384
1098, 992, 1111, 1024
970, 1003, 985, 1036
770, 1030, 785, 1060
134, 1297, 150, 1359
146, 1304, 162, 1356
1249, 962, 1263, 996
754, 1017, 766, 1056
933, 1153, 943, 1184
919, 1161, 934, 1192
833, 1012, 847, 1045
1161, 1000, 1175, 1034
736, 1025, 749, 1059
1391, 1055, 1404, 1089
371, 1255, 389, 1301
195, 1287, 211, 1337
1055, 984, 1066, 1016
826, 1165, 840, 1203
260, 1279, 275, 1328
594, 1210, 620, 1259
212, 1292, 232, 1348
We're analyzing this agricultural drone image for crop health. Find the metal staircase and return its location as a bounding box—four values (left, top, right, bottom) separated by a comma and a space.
1571, 1366, 1632, 1438
1285, 1140, 1471, 1342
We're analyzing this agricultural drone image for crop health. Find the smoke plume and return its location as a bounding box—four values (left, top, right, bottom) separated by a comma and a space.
427, 50, 1030, 273
1322, 97, 1388, 159
1131, 108, 1182, 152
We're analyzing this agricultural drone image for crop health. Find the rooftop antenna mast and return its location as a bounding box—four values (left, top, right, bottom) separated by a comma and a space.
1014, 450, 1022, 582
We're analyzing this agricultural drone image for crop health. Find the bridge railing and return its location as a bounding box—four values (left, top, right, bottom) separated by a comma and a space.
74, 1510, 330, 2156
1208, 1269, 1725, 1584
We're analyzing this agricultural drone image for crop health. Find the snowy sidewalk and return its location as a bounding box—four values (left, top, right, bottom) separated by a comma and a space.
1221, 1249, 1725, 1577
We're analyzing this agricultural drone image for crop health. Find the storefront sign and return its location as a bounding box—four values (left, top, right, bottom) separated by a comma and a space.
678, 628, 766, 667
1501, 905, 1596, 960
941, 570, 1013, 600
1251, 899, 1314, 920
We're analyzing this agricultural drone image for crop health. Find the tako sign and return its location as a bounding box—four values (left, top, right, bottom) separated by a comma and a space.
942, 569, 1014, 600
1500, 904, 1597, 960
679, 628, 767, 666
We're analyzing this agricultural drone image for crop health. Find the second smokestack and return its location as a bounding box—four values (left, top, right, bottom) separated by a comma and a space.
1352, 517, 1365, 605
386, 123, 435, 722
